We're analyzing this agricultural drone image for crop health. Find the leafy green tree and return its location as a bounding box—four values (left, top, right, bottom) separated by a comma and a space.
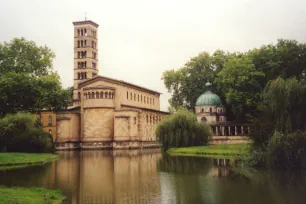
0, 113, 53, 153
156, 109, 211, 149
249, 39, 306, 81
0, 38, 55, 76
0, 38, 71, 116
0, 72, 71, 116
163, 51, 229, 110
215, 55, 265, 122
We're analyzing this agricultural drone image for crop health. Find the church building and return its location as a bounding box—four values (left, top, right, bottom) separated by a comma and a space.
52, 20, 168, 150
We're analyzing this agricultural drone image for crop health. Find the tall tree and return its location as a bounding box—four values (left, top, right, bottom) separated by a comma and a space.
215, 55, 265, 122
0, 38, 71, 116
162, 51, 229, 110
0, 38, 55, 76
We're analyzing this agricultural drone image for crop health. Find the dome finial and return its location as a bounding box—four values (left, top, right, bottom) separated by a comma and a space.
205, 81, 212, 91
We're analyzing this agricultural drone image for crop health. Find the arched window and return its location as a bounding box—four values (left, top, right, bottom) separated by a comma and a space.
49, 129, 52, 136
92, 41, 94, 48
150, 98, 152, 104
84, 93, 87, 99
210, 108, 212, 113
153, 98, 154, 105
201, 108, 204, 113
91, 92, 95, 99
48, 116, 52, 126
96, 92, 99, 98
78, 73, 80, 79
105, 92, 108, 99
201, 117, 207, 124
130, 93, 132, 99
84, 61, 87, 68
78, 92, 81, 99
77, 40, 80, 48
101, 92, 104, 98
78, 51, 80, 58
88, 92, 91, 99
134, 93, 136, 101
150, 115, 152, 124
84, 40, 87, 46
81, 40, 83, 47
138, 94, 139, 102
141, 95, 143, 103
127, 91, 129, 99
84, 72, 87, 78
81, 29, 84, 36
146, 115, 148, 123
134, 117, 137, 124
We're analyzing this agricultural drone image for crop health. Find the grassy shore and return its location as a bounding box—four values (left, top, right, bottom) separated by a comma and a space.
0, 153, 59, 168
167, 143, 250, 158
0, 186, 64, 204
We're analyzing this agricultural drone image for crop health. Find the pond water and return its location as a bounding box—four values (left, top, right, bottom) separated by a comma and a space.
1, 149, 306, 204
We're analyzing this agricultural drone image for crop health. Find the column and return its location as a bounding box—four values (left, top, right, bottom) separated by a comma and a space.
241, 126, 244, 135
222, 126, 225, 136
235, 126, 237, 136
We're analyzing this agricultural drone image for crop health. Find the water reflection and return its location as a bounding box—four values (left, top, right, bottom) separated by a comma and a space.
1, 151, 306, 204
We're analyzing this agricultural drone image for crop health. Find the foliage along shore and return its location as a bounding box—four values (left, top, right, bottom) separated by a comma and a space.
0, 153, 59, 167
167, 143, 250, 158
0, 186, 65, 204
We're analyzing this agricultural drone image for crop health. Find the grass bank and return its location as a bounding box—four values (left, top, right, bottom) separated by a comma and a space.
0, 153, 59, 169
0, 186, 64, 204
167, 143, 250, 158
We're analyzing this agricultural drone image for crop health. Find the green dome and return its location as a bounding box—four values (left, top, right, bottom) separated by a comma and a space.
196, 91, 222, 106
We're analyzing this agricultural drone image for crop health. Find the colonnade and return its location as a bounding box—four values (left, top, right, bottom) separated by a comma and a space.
211, 125, 250, 136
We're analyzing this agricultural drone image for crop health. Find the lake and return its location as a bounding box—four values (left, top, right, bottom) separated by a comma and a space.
1, 149, 306, 204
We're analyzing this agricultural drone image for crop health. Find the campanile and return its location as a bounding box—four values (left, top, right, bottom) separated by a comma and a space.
72, 20, 99, 105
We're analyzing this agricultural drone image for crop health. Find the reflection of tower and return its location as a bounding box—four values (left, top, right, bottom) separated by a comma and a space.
72, 20, 99, 106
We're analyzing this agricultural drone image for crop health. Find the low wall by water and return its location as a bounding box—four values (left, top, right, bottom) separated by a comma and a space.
209, 136, 250, 144
55, 141, 161, 150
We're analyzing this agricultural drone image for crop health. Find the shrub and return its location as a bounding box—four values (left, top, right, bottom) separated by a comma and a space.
266, 131, 306, 169
156, 109, 211, 149
0, 113, 53, 153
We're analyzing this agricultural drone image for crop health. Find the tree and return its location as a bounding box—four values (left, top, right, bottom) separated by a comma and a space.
162, 51, 229, 110
0, 113, 53, 153
0, 38, 71, 116
215, 55, 265, 122
249, 39, 306, 81
156, 109, 211, 149
0, 38, 55, 76
0, 72, 72, 116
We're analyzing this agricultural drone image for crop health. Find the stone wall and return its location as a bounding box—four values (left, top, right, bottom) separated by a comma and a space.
83, 108, 114, 141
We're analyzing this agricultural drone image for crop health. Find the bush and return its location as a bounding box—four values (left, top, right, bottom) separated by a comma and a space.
266, 131, 306, 169
156, 109, 211, 149
0, 113, 53, 153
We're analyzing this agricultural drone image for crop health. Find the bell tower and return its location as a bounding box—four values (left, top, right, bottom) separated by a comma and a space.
72, 20, 99, 105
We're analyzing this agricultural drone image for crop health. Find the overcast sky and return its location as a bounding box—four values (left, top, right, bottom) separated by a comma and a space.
1, 0, 306, 111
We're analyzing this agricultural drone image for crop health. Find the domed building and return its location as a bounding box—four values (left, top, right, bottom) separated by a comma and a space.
195, 82, 226, 124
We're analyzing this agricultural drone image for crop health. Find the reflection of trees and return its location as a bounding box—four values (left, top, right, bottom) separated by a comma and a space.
158, 155, 214, 204
158, 154, 213, 174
